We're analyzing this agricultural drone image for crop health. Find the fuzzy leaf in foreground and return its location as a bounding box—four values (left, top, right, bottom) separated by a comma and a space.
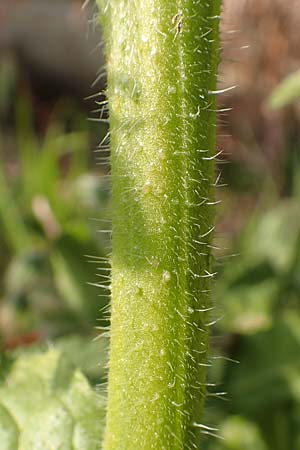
0, 350, 104, 450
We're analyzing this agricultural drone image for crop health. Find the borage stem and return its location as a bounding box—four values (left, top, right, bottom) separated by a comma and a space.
98, 1, 221, 449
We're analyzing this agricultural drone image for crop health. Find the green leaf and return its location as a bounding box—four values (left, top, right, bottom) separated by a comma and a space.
0, 146, 32, 253
225, 313, 300, 414
50, 335, 108, 384
0, 350, 104, 450
267, 70, 300, 110
248, 202, 300, 274
215, 201, 300, 335
219, 276, 277, 334
214, 416, 268, 450
11, 334, 108, 385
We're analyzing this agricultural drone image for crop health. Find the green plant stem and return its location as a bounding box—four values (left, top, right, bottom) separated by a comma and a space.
98, 1, 221, 449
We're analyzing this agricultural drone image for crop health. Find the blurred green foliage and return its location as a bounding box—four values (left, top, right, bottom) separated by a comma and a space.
0, 58, 110, 348
206, 196, 300, 449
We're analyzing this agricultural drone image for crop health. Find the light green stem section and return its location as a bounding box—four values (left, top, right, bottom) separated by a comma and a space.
98, 1, 221, 449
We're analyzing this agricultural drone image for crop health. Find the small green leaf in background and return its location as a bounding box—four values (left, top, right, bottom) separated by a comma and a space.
225, 313, 300, 414
215, 201, 300, 335
0, 350, 105, 450
214, 416, 268, 450
267, 70, 300, 110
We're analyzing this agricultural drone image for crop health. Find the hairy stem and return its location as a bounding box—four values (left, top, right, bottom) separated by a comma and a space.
98, 1, 221, 449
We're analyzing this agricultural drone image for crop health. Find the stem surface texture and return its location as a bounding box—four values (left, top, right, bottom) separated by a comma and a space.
98, 1, 221, 449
